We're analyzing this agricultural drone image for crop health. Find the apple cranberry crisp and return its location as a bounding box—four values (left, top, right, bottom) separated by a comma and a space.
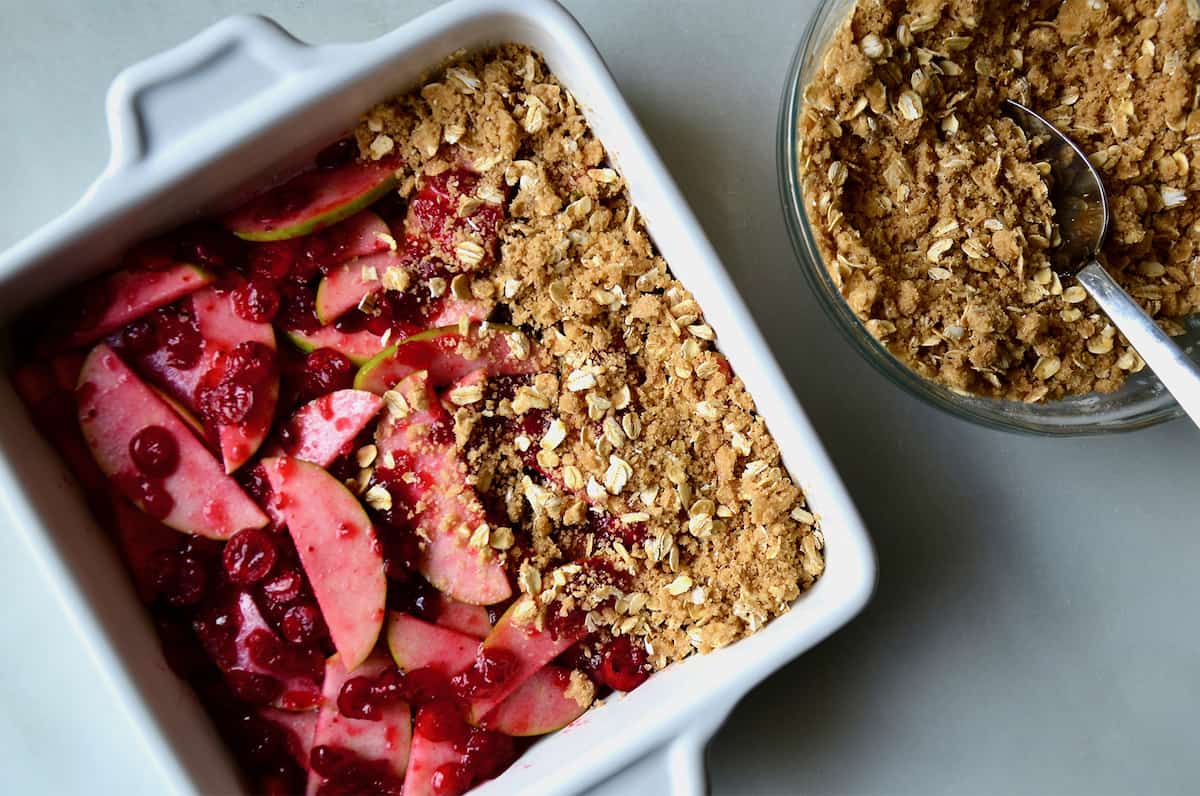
12, 43, 822, 795
798, 0, 1200, 401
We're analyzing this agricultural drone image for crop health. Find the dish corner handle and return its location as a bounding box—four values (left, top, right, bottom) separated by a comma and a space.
98, 14, 310, 185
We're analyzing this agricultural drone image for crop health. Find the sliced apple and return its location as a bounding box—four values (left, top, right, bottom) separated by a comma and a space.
303, 209, 395, 269
386, 613, 479, 674
285, 326, 389, 366
267, 389, 384, 466
307, 651, 411, 796
465, 595, 587, 724
354, 323, 543, 394
258, 706, 318, 768
77, 344, 267, 538
403, 705, 469, 796
193, 589, 324, 712
480, 665, 592, 736
372, 372, 511, 605
314, 251, 405, 325
262, 456, 386, 670
437, 599, 492, 639
40, 262, 213, 354
224, 158, 400, 242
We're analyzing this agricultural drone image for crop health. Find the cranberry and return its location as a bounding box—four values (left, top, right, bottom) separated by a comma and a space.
453, 648, 519, 700
598, 636, 649, 692
120, 318, 158, 354
545, 601, 586, 642
158, 310, 204, 370
337, 676, 383, 721
226, 669, 283, 705
129, 425, 180, 478
417, 701, 470, 745
301, 348, 354, 401
333, 309, 368, 334
123, 475, 175, 521
247, 240, 299, 283
401, 667, 456, 705
192, 595, 242, 669
316, 138, 359, 170
254, 184, 313, 226
198, 378, 255, 425
310, 745, 357, 778
462, 728, 516, 782
223, 528, 278, 584
277, 281, 321, 332
225, 341, 276, 387
430, 763, 471, 796
233, 278, 280, 323
260, 568, 304, 606
280, 602, 325, 646
372, 667, 406, 703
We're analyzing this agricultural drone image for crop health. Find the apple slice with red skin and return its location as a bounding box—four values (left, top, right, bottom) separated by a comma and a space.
354, 323, 543, 394
76, 344, 267, 538
465, 596, 588, 724
193, 589, 324, 711
403, 705, 469, 796
262, 456, 386, 670
258, 706, 318, 769
306, 651, 411, 796
285, 326, 390, 366
39, 262, 213, 355
267, 389, 384, 466
372, 372, 511, 605
224, 157, 400, 242
301, 209, 395, 272
387, 613, 588, 736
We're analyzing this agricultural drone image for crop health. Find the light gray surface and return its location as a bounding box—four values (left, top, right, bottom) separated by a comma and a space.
2, 1, 1198, 795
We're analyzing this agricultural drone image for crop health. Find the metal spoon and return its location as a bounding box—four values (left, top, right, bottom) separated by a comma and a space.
1003, 99, 1200, 426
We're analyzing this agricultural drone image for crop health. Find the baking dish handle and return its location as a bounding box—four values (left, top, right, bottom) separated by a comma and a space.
96, 14, 312, 185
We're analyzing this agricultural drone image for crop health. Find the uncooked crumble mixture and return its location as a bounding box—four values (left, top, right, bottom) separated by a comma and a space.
798, 0, 1200, 402
355, 46, 824, 670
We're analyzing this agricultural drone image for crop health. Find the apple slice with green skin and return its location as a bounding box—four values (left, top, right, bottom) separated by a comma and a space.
193, 589, 324, 712
266, 389, 384, 466
76, 344, 267, 538
480, 664, 593, 736
314, 251, 405, 325
262, 456, 386, 670
302, 209, 395, 269
354, 323, 543, 394
465, 595, 588, 724
224, 157, 400, 242
386, 612, 479, 674
39, 262, 213, 355
258, 706, 318, 769
285, 326, 389, 366
372, 372, 511, 605
306, 651, 411, 796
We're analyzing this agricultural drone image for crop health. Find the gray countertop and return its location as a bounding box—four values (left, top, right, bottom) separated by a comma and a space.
3, 1, 1199, 794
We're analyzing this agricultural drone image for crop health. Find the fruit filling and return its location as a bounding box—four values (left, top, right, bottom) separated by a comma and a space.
11, 45, 825, 795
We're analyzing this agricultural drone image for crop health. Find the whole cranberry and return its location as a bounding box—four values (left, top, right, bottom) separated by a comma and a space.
260, 568, 304, 606
598, 635, 649, 692
129, 425, 180, 478
233, 278, 280, 323
429, 762, 471, 796
301, 348, 353, 401
402, 667, 456, 706
280, 602, 325, 646
226, 670, 283, 705
337, 676, 382, 721
223, 528, 278, 585
417, 701, 470, 746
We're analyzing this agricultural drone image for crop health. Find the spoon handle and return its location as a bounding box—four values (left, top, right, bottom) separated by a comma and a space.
1076, 260, 1200, 429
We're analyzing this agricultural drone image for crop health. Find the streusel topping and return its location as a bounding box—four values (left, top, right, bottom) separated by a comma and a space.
356, 46, 824, 670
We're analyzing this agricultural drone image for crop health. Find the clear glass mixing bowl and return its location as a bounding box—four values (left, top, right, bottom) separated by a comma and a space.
777, 0, 1199, 434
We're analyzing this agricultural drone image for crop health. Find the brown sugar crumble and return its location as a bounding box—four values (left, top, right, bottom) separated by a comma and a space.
798, 0, 1200, 402
356, 46, 824, 671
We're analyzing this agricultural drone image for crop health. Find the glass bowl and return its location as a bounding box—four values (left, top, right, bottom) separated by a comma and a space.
777, 0, 1198, 435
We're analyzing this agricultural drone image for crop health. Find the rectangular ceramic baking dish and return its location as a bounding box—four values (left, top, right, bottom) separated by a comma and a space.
0, 1, 876, 793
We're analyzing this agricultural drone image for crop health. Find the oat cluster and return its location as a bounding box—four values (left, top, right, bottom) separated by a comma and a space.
798, 0, 1200, 401
356, 46, 824, 670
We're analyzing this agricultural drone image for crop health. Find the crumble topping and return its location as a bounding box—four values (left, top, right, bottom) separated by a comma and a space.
357, 45, 824, 670
798, 0, 1200, 401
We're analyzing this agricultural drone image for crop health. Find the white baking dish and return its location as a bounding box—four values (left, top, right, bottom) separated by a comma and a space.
0, 1, 876, 793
